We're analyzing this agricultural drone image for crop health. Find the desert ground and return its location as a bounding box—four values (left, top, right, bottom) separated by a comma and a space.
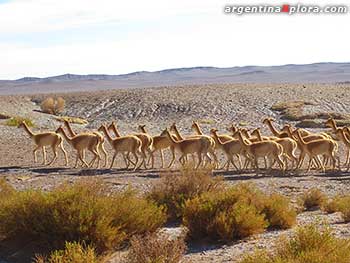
1, 83, 350, 262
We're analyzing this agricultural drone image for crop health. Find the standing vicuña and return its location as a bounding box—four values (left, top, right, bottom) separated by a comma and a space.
63, 120, 108, 167
98, 125, 143, 170
55, 126, 100, 168
19, 121, 68, 166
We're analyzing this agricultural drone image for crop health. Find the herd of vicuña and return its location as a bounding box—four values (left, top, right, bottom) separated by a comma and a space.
19, 118, 350, 173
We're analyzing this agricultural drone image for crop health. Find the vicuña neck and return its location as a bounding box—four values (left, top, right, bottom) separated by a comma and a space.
21, 123, 35, 137
172, 126, 184, 140
211, 131, 223, 145
254, 129, 263, 141
111, 124, 121, 137
101, 127, 113, 143
193, 123, 203, 135
64, 121, 76, 137
266, 120, 280, 136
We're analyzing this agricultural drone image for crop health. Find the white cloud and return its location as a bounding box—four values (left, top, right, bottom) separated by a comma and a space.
0, 0, 349, 79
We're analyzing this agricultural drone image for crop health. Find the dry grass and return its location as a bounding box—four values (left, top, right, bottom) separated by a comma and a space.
125, 232, 186, 263
41, 97, 66, 115
148, 168, 224, 221
5, 116, 34, 127
34, 242, 98, 263
240, 224, 350, 263
55, 116, 88, 125
296, 119, 324, 128
321, 195, 350, 222
183, 183, 296, 242
0, 179, 166, 255
271, 101, 350, 124
298, 188, 327, 210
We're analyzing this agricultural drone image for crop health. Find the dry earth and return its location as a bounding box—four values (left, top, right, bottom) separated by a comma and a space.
1, 83, 350, 262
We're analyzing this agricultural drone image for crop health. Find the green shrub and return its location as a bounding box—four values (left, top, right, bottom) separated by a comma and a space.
34, 242, 98, 263
240, 224, 350, 263
6, 116, 34, 127
0, 180, 166, 254
148, 169, 223, 221
332, 196, 350, 222
183, 184, 296, 242
263, 193, 297, 229
125, 232, 186, 263
322, 195, 343, 214
299, 188, 327, 210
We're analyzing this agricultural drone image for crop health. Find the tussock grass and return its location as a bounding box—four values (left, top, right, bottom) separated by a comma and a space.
183, 183, 296, 242
148, 169, 224, 221
298, 188, 327, 211
125, 232, 186, 263
55, 116, 88, 125
5, 116, 34, 127
240, 224, 350, 263
34, 242, 98, 263
0, 180, 166, 254
41, 97, 65, 115
271, 101, 312, 111
321, 195, 350, 222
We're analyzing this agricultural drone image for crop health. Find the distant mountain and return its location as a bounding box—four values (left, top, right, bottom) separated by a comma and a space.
1, 62, 350, 95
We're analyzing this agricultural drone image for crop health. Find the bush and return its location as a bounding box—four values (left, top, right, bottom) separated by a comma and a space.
34, 242, 98, 263
240, 224, 350, 263
55, 116, 88, 125
125, 232, 186, 263
299, 188, 327, 210
0, 180, 166, 254
183, 183, 296, 242
148, 169, 224, 221
5, 116, 34, 127
263, 193, 297, 229
322, 195, 343, 214
41, 97, 65, 115
331, 196, 350, 222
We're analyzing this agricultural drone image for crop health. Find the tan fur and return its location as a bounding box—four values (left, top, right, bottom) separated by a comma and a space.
98, 125, 143, 170
108, 122, 152, 169
19, 121, 68, 166
295, 129, 338, 172
251, 128, 298, 169
171, 123, 217, 167
64, 120, 108, 167
55, 126, 100, 168
210, 128, 243, 171
237, 130, 285, 172
162, 128, 211, 169
138, 125, 176, 169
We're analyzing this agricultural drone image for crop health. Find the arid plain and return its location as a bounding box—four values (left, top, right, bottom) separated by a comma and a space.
1, 83, 350, 262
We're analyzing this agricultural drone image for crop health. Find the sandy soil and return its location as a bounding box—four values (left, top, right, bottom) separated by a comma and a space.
1, 83, 350, 262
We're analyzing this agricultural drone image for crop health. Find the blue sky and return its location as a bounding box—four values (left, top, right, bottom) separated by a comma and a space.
0, 0, 349, 80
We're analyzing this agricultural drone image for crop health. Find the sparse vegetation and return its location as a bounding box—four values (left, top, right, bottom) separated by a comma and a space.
125, 232, 186, 263
41, 97, 65, 115
321, 195, 350, 222
322, 195, 343, 214
55, 116, 88, 125
240, 224, 350, 263
0, 180, 166, 255
148, 169, 224, 221
5, 116, 34, 127
34, 242, 98, 263
299, 188, 327, 210
183, 183, 296, 242
0, 113, 10, 119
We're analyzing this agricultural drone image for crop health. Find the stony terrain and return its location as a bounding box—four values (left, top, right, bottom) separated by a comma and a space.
1, 83, 350, 262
